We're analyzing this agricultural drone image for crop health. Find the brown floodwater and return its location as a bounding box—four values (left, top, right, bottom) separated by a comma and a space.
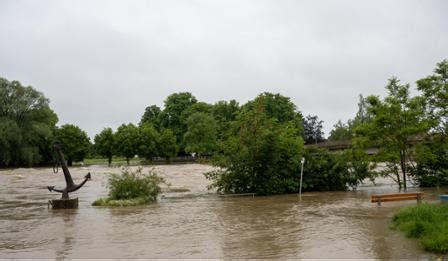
0, 164, 445, 258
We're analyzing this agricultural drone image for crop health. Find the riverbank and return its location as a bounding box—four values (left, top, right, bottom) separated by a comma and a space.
393, 203, 448, 253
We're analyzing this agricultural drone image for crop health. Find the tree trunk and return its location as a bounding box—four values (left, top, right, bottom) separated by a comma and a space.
126, 158, 130, 166
108, 156, 112, 167
400, 150, 407, 191
68, 159, 73, 166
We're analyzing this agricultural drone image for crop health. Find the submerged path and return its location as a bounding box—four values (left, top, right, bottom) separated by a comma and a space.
0, 164, 444, 258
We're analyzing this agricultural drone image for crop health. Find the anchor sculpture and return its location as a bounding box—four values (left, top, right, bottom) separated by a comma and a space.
47, 142, 91, 208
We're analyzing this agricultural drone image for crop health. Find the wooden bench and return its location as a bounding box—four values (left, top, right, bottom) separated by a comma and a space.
371, 192, 424, 206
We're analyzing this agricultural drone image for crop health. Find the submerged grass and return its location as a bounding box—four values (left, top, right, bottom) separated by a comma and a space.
93, 167, 164, 207
392, 203, 448, 253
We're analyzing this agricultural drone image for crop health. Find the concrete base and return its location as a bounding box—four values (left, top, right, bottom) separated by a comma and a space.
49, 198, 79, 209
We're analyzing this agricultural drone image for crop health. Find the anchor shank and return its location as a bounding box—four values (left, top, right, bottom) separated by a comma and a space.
54, 144, 76, 189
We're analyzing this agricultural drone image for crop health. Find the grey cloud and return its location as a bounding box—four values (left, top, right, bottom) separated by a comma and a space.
1, 0, 447, 138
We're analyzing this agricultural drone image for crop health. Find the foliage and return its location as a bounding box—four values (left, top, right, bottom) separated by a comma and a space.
159, 92, 197, 152
205, 106, 304, 195
94, 128, 115, 166
137, 124, 159, 160
417, 59, 447, 134
0, 77, 58, 166
303, 114, 325, 144
328, 95, 371, 141
184, 112, 218, 156
140, 105, 162, 129
355, 78, 431, 189
157, 129, 178, 162
54, 124, 91, 166
301, 147, 376, 191
92, 167, 164, 207
114, 123, 140, 165
411, 134, 448, 187
392, 203, 448, 253
212, 100, 240, 140
411, 60, 448, 187
328, 120, 352, 141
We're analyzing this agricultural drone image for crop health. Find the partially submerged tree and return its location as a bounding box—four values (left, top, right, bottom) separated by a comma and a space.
0, 77, 58, 166
356, 78, 430, 190
184, 112, 218, 156
205, 98, 304, 195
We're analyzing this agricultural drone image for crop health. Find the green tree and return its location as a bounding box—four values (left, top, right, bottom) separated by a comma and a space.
417, 59, 447, 134
159, 92, 197, 152
184, 112, 218, 156
212, 100, 240, 140
94, 128, 115, 166
157, 129, 178, 162
303, 114, 325, 144
0, 77, 58, 166
114, 123, 140, 165
54, 124, 91, 166
205, 106, 304, 195
328, 120, 351, 141
140, 105, 162, 129
412, 60, 448, 186
138, 124, 159, 161
356, 78, 430, 190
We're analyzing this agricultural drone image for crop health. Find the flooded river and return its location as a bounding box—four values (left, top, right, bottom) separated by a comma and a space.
0, 164, 445, 258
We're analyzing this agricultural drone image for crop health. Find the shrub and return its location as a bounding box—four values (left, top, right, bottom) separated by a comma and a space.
392, 203, 448, 253
93, 167, 164, 206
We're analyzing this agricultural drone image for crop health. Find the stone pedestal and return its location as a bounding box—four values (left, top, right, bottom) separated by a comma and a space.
49, 198, 79, 209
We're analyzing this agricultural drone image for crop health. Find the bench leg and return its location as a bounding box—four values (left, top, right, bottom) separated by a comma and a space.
377, 199, 381, 206
417, 195, 422, 204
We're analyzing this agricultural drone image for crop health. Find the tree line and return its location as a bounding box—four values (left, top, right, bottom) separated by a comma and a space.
1, 59, 446, 194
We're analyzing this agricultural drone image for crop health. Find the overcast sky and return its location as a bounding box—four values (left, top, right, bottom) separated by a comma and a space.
1, 0, 447, 139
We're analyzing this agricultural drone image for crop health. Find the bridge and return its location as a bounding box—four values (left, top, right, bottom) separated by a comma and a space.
305, 140, 379, 155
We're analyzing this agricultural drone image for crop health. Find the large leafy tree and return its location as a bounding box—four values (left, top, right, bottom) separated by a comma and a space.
356, 78, 431, 190
184, 112, 218, 156
157, 129, 178, 162
114, 123, 140, 165
303, 114, 325, 144
417, 59, 447, 134
212, 100, 240, 140
54, 124, 91, 166
137, 124, 159, 161
412, 60, 448, 186
94, 128, 115, 166
205, 98, 304, 195
140, 105, 162, 129
159, 92, 197, 152
0, 77, 58, 166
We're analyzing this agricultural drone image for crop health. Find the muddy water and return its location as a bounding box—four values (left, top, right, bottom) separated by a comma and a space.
0, 164, 444, 258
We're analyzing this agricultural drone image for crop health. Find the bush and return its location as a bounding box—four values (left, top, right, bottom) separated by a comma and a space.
392, 203, 448, 253
93, 167, 164, 206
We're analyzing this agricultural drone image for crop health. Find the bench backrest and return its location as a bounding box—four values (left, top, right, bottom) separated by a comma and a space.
371, 192, 424, 203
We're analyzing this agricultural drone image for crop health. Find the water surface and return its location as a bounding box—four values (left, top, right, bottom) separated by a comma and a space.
0, 165, 443, 258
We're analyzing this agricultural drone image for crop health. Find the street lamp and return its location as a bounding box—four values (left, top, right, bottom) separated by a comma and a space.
299, 157, 305, 200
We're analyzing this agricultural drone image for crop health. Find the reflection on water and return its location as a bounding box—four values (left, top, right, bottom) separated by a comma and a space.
0, 165, 444, 258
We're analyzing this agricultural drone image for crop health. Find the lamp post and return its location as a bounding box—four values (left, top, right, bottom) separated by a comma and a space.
299, 157, 305, 200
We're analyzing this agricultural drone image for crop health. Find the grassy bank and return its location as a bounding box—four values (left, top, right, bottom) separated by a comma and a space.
392, 203, 448, 253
